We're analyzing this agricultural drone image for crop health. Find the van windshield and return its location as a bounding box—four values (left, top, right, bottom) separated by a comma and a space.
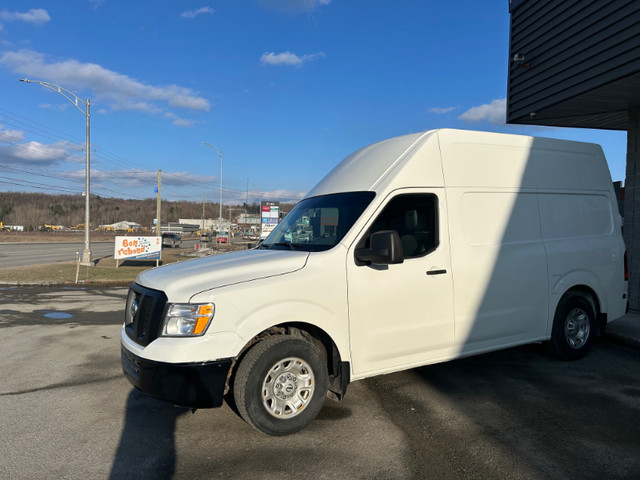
261, 192, 376, 252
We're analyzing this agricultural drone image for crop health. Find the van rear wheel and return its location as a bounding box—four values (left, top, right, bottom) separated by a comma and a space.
233, 335, 328, 435
549, 295, 596, 360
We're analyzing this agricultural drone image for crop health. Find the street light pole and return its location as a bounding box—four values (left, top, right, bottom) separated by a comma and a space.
200, 143, 223, 231
19, 78, 93, 266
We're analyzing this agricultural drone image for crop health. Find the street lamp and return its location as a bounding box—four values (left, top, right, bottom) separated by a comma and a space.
200, 143, 223, 231
19, 78, 93, 266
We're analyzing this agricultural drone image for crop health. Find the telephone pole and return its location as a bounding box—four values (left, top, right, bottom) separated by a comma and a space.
200, 143, 223, 230
156, 169, 161, 236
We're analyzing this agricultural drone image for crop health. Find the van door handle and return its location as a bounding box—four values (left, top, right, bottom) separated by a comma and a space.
427, 269, 447, 275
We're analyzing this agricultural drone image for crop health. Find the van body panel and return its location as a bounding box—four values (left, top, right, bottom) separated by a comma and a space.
370, 131, 445, 192
307, 131, 443, 198
530, 138, 612, 191
437, 129, 536, 189
445, 187, 549, 349
135, 249, 309, 301
306, 132, 426, 196
538, 191, 626, 324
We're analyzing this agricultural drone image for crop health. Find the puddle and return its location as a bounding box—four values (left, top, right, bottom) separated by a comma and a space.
43, 312, 74, 319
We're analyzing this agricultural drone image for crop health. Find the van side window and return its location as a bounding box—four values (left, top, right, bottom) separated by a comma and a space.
367, 193, 438, 258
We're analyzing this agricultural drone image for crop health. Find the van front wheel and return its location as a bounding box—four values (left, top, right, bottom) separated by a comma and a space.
233, 335, 328, 435
549, 295, 596, 360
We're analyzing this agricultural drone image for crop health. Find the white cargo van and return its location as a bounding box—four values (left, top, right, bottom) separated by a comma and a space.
121, 129, 627, 435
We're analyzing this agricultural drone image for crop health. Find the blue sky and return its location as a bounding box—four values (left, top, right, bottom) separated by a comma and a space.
0, 1, 628, 205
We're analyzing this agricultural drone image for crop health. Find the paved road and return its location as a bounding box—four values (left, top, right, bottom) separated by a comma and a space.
1, 286, 639, 479
0, 241, 116, 269
0, 239, 200, 269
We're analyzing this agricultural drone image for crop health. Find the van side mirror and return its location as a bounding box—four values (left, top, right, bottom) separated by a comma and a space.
355, 230, 404, 265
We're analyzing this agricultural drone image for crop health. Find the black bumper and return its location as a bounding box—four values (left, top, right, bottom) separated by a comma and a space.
121, 346, 233, 408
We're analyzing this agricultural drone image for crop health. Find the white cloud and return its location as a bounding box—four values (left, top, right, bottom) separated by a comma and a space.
0, 49, 210, 123
263, 189, 306, 202
63, 169, 216, 189
0, 127, 24, 143
165, 112, 194, 127
163, 171, 217, 187
39, 102, 70, 112
260, 51, 324, 67
0, 140, 78, 166
258, 0, 331, 15
428, 106, 456, 115
88, 0, 105, 9
0, 8, 50, 25
180, 7, 215, 19
109, 101, 162, 114
61, 169, 143, 186
459, 98, 506, 125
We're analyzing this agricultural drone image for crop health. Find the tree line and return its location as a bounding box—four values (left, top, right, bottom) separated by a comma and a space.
0, 192, 295, 231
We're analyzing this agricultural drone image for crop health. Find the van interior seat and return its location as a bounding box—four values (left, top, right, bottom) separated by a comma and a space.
401, 209, 426, 257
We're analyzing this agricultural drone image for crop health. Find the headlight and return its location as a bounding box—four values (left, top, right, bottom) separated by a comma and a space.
125, 289, 139, 326
161, 303, 214, 336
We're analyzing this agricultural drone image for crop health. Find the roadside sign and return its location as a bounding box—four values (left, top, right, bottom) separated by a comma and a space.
114, 236, 161, 260
261, 201, 279, 239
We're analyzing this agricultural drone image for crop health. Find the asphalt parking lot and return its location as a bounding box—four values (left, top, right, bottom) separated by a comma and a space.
1, 285, 639, 479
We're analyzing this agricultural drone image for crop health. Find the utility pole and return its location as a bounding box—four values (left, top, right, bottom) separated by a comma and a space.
200, 143, 223, 231
156, 169, 161, 236
202, 192, 205, 232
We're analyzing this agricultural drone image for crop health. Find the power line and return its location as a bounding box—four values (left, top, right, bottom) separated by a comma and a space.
0, 175, 80, 194
1, 107, 304, 203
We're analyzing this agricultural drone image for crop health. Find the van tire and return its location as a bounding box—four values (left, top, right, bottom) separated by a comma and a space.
233, 335, 328, 436
548, 295, 596, 360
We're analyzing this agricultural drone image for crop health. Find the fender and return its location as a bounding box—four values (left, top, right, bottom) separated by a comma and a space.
189, 250, 351, 364
549, 270, 605, 333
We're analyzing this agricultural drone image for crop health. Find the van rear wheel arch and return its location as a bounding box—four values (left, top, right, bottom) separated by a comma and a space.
548, 291, 598, 360
555, 286, 605, 333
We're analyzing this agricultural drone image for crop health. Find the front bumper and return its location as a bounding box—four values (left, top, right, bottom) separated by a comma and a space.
121, 346, 232, 408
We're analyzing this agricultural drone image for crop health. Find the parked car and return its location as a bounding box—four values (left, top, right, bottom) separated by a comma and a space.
200, 232, 212, 245
216, 230, 229, 243
161, 233, 182, 248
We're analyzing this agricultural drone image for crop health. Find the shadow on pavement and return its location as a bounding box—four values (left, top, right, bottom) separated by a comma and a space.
109, 390, 189, 480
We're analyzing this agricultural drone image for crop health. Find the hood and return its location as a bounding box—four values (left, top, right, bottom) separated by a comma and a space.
135, 249, 309, 301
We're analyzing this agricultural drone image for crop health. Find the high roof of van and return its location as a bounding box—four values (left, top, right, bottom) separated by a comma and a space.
306, 129, 612, 198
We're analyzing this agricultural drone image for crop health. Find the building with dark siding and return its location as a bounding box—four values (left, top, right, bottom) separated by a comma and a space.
507, 0, 640, 308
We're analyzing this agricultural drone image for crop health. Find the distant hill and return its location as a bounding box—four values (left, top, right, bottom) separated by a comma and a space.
0, 192, 287, 231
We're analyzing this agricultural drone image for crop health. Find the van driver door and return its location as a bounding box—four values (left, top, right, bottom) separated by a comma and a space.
346, 190, 454, 376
